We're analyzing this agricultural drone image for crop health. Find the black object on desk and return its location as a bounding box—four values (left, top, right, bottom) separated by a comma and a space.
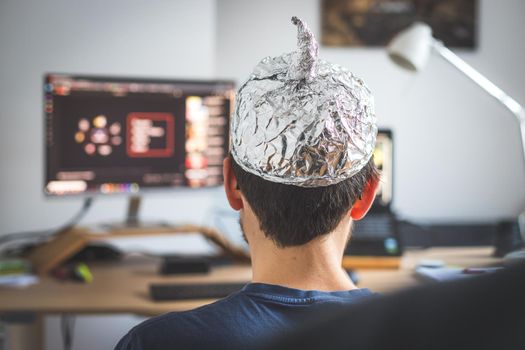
69, 243, 123, 262
150, 282, 247, 301
159, 256, 211, 275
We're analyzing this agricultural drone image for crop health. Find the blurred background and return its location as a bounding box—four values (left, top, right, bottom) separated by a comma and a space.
1, 0, 524, 349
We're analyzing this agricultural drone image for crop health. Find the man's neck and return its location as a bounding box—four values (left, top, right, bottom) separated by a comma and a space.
249, 219, 356, 292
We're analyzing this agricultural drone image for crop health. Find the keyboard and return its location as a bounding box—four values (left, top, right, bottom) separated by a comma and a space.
346, 214, 402, 256
150, 282, 248, 301
352, 214, 395, 239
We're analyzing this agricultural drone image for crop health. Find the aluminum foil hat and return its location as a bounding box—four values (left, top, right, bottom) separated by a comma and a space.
230, 17, 377, 187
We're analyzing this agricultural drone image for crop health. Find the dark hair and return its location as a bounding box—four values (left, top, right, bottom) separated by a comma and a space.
231, 156, 379, 247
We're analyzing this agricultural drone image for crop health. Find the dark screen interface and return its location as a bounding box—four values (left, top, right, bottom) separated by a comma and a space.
45, 74, 234, 196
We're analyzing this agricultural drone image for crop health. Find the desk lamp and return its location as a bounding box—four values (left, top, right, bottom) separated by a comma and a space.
386, 22, 525, 255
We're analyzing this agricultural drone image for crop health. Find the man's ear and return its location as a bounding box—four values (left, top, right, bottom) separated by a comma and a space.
223, 157, 243, 211
350, 176, 380, 221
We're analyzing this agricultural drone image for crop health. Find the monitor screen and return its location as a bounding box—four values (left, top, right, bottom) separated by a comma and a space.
372, 129, 394, 209
44, 74, 235, 196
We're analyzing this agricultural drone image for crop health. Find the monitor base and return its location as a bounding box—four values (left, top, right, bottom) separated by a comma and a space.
95, 221, 172, 232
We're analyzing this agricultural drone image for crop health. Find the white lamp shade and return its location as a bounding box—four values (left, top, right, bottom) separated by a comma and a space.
387, 22, 434, 72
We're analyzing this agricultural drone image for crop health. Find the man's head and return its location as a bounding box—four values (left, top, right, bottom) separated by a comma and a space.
225, 17, 379, 249
224, 155, 379, 248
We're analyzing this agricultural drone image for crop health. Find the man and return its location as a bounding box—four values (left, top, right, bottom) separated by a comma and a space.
115, 16, 379, 350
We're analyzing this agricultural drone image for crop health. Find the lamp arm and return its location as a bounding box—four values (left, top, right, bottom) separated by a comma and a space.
432, 40, 524, 122
432, 40, 525, 240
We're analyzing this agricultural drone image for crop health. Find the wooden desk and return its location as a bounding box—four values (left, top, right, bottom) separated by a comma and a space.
0, 247, 499, 349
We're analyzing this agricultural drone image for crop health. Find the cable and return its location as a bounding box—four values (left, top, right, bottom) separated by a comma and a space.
0, 198, 94, 253
61, 315, 76, 350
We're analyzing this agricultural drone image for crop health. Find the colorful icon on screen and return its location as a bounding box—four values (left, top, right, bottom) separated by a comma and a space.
75, 115, 122, 156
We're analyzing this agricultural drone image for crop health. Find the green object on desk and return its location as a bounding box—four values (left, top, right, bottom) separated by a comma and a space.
75, 263, 93, 283
0, 259, 31, 276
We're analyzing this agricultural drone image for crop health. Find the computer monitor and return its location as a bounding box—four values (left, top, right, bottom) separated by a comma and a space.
372, 129, 394, 211
44, 74, 235, 196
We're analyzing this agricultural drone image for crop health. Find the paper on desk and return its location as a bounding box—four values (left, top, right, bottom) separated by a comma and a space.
0, 274, 38, 288
106, 233, 221, 256
415, 267, 468, 282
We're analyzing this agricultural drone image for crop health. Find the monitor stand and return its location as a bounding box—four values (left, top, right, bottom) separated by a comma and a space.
26, 197, 251, 275
97, 196, 170, 231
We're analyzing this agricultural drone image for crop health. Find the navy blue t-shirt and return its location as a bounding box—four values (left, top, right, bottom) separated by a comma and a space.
115, 283, 374, 350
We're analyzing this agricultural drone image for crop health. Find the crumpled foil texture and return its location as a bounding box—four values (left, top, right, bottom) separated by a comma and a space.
231, 17, 377, 187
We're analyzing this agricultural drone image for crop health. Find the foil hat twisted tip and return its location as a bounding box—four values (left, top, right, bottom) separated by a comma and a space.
288, 16, 318, 81
230, 17, 377, 187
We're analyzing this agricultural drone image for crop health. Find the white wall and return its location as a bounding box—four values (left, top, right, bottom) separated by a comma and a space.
217, 0, 525, 222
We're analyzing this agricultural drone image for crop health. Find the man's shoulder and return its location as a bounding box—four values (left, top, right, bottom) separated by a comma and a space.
115, 292, 247, 350
114, 285, 376, 350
